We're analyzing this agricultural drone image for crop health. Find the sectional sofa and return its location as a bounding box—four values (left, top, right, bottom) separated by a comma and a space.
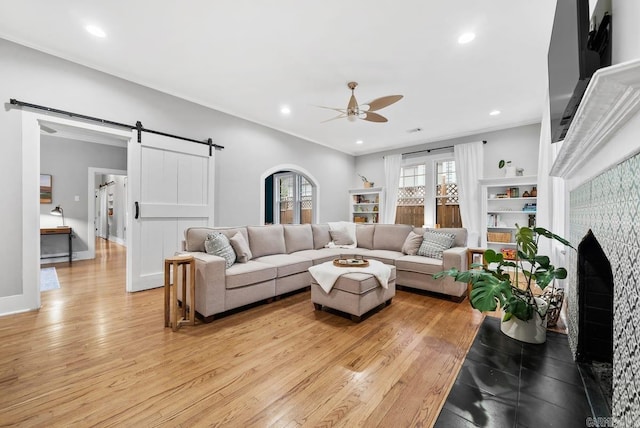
182, 223, 468, 322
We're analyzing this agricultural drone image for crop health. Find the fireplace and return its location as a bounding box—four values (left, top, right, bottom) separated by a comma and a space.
577, 230, 613, 363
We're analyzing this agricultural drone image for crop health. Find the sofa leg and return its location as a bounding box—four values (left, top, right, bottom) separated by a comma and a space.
386, 298, 393, 306
313, 303, 322, 311
197, 313, 216, 323
350, 314, 362, 323
449, 293, 467, 303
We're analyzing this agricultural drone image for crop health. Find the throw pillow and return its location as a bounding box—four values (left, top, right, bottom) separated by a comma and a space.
417, 231, 456, 259
204, 232, 236, 268
229, 232, 252, 263
402, 231, 423, 255
329, 229, 354, 246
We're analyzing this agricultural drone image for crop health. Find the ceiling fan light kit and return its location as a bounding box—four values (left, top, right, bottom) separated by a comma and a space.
320, 81, 403, 123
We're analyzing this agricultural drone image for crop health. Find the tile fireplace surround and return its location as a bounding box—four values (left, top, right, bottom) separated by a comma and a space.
551, 59, 640, 426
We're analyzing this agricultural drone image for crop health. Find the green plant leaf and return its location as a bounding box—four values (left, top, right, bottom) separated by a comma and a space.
483, 249, 503, 264
533, 227, 574, 248
498, 159, 506, 169
469, 278, 511, 313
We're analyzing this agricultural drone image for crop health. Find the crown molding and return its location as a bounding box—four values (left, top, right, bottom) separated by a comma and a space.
550, 59, 640, 179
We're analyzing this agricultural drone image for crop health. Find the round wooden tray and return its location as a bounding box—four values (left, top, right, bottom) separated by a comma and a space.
333, 258, 370, 268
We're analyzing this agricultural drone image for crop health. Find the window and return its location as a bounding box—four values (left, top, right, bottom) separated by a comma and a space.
396, 157, 460, 228
435, 160, 461, 228
396, 164, 426, 227
273, 172, 314, 224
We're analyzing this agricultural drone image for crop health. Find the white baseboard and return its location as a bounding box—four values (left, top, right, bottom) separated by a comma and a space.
108, 236, 127, 246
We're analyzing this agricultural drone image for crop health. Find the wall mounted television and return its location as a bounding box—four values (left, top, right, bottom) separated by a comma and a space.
548, 0, 611, 143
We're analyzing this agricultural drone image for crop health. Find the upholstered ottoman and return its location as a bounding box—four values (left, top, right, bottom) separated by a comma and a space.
311, 265, 396, 322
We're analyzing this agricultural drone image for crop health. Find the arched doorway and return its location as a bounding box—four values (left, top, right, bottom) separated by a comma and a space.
260, 165, 319, 225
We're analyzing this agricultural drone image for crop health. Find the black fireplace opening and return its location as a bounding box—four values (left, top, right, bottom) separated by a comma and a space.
576, 229, 614, 414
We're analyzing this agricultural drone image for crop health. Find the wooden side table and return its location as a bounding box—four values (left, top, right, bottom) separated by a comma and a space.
164, 255, 196, 331
466, 248, 487, 297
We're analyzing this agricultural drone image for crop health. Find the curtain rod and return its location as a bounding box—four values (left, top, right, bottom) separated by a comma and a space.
401, 140, 487, 157
8, 98, 224, 153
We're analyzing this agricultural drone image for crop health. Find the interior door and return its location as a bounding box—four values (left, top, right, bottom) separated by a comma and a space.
127, 131, 214, 292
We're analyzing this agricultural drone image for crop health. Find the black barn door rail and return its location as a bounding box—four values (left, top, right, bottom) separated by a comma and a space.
8, 98, 224, 154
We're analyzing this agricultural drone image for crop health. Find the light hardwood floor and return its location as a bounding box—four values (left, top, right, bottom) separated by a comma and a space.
0, 239, 485, 427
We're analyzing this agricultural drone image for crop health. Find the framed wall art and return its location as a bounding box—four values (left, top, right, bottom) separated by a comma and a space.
40, 174, 52, 204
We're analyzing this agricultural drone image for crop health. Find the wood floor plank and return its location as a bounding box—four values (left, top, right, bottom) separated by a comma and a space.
0, 239, 484, 427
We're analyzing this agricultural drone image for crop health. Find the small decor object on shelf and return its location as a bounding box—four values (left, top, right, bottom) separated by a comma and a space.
530, 186, 537, 197
522, 190, 530, 197
357, 173, 374, 188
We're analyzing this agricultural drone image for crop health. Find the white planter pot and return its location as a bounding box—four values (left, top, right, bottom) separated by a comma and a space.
504, 166, 517, 177
500, 297, 549, 344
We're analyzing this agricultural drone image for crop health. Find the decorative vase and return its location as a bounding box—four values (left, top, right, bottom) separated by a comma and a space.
504, 166, 517, 177
530, 186, 537, 197
500, 297, 549, 344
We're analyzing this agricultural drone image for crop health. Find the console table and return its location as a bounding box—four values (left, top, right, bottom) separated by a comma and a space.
40, 227, 73, 263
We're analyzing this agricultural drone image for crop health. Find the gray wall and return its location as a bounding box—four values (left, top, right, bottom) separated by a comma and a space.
355, 123, 541, 181
40, 137, 127, 257
0, 38, 353, 300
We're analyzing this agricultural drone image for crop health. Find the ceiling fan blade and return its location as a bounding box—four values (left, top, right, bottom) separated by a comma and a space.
362, 111, 388, 123
321, 113, 347, 123
365, 95, 403, 112
315, 105, 347, 113
348, 94, 358, 111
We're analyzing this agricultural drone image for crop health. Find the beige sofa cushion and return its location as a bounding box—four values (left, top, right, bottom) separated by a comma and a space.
252, 254, 312, 277
283, 224, 314, 253
373, 224, 413, 251
395, 255, 444, 275
312, 224, 332, 249
356, 224, 375, 249
225, 261, 277, 289
247, 225, 286, 258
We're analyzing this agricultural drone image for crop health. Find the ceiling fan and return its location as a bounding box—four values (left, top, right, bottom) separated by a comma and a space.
320, 81, 403, 123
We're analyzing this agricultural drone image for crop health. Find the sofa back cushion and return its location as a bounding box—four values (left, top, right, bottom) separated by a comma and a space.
356, 224, 375, 249
424, 227, 467, 248
283, 224, 314, 253
373, 224, 413, 251
247, 225, 286, 258
184, 226, 248, 252
311, 224, 332, 249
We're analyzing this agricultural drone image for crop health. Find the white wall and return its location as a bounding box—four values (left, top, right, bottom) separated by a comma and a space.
612, 0, 640, 64
0, 38, 354, 306
355, 123, 540, 181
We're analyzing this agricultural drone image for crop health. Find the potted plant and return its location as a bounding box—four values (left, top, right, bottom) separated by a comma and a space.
435, 225, 574, 344
358, 173, 374, 188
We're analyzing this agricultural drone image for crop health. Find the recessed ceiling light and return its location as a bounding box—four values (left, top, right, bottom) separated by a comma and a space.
280, 106, 291, 115
356, 140, 363, 145
85, 24, 106, 38
458, 32, 475, 44
489, 110, 501, 116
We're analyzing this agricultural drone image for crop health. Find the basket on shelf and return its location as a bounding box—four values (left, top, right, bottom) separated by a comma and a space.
487, 232, 512, 243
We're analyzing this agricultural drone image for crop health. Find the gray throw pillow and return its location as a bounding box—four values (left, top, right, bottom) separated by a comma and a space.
229, 232, 252, 263
329, 229, 354, 246
417, 231, 456, 259
402, 231, 423, 255
204, 232, 236, 268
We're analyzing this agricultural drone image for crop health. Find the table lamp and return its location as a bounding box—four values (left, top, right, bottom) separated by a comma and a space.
50, 205, 65, 227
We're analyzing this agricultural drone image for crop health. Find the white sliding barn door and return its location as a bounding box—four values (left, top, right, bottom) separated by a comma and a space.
127, 132, 214, 292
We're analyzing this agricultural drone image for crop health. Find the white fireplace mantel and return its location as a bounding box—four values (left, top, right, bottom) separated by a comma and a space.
550, 59, 640, 185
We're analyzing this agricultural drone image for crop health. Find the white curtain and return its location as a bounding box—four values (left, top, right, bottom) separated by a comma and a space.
454, 141, 484, 246
383, 154, 402, 224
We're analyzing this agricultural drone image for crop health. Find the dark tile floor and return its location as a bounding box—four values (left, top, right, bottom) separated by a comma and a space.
435, 316, 593, 428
